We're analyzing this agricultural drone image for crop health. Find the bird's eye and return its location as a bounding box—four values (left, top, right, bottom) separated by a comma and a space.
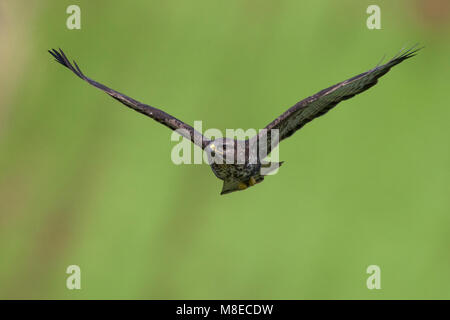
211, 150, 215, 157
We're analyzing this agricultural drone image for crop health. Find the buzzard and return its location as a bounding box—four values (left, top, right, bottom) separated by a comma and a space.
49, 45, 421, 195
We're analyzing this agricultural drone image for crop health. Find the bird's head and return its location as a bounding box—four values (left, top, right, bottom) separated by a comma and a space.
206, 138, 238, 165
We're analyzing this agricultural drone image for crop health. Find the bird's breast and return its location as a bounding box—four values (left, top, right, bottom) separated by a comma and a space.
210, 162, 261, 181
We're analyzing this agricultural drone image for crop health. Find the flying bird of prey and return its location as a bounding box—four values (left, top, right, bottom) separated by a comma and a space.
49, 46, 421, 195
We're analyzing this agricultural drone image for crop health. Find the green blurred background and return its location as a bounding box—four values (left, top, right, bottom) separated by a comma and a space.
0, 0, 449, 299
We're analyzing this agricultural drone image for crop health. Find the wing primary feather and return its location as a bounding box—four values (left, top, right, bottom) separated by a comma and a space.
375, 54, 386, 68
254, 45, 422, 156
49, 48, 210, 149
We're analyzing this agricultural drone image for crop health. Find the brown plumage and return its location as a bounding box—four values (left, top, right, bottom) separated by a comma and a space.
49, 45, 421, 194
251, 45, 423, 157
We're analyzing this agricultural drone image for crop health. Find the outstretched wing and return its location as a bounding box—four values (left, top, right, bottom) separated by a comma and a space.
49, 48, 210, 149
254, 45, 422, 156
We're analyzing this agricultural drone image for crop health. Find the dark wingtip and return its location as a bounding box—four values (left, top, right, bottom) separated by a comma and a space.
389, 44, 424, 66
48, 48, 85, 79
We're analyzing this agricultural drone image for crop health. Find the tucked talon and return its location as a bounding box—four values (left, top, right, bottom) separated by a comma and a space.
238, 182, 248, 190
248, 177, 257, 186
